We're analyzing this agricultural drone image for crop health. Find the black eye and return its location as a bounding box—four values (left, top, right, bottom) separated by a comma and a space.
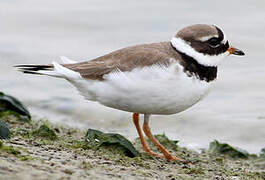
208, 38, 220, 47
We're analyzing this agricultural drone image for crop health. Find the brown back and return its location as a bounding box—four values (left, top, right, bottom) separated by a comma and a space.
64, 42, 182, 80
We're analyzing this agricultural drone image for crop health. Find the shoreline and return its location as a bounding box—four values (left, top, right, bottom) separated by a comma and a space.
0, 113, 265, 180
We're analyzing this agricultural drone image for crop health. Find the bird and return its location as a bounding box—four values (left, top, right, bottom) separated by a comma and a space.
16, 24, 245, 162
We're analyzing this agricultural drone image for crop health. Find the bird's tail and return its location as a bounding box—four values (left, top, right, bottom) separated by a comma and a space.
15, 56, 81, 79
15, 63, 58, 76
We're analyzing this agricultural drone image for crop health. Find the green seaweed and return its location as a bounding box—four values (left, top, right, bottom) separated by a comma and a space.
0, 141, 21, 156
0, 119, 9, 139
20, 155, 35, 161
85, 129, 139, 158
209, 140, 249, 159
0, 92, 31, 121
68, 139, 90, 150
32, 123, 58, 140
0, 111, 31, 123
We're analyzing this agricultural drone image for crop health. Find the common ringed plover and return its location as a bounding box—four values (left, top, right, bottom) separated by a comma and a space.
16, 24, 245, 162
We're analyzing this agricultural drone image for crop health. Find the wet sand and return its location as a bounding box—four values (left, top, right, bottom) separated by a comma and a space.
1, 114, 264, 180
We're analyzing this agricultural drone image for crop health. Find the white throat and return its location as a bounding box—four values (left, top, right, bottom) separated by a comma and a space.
171, 37, 229, 67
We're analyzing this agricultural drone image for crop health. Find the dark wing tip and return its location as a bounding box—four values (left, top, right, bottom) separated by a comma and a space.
14, 64, 53, 72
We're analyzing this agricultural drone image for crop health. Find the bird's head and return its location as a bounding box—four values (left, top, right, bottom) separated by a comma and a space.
171, 24, 245, 67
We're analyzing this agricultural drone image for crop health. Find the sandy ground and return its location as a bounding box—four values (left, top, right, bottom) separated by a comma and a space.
0, 114, 265, 180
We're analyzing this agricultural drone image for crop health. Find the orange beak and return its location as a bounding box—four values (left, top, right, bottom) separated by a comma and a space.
227, 46, 245, 56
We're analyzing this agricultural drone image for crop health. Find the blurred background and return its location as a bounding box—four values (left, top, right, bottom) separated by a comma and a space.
0, 0, 264, 153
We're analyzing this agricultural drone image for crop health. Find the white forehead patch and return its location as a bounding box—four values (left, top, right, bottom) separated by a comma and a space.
198, 35, 218, 42
171, 37, 229, 67
222, 33, 227, 44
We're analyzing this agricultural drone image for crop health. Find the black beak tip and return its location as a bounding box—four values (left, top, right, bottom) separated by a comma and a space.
233, 49, 245, 56
237, 50, 245, 56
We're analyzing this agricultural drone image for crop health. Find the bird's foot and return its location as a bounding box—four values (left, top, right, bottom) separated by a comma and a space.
164, 154, 193, 164
144, 149, 192, 164
143, 147, 164, 158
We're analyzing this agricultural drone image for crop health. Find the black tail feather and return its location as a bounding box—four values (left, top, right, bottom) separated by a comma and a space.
22, 71, 44, 75
15, 64, 53, 73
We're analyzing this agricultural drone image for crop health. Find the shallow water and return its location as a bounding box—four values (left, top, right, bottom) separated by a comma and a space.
1, 0, 264, 153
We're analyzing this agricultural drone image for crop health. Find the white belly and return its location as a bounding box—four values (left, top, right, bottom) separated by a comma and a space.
70, 62, 214, 115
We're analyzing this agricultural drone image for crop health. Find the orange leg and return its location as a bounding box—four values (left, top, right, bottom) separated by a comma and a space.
142, 114, 186, 162
132, 113, 162, 157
